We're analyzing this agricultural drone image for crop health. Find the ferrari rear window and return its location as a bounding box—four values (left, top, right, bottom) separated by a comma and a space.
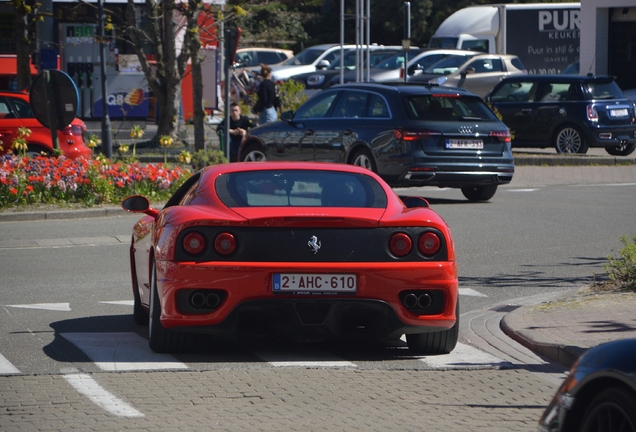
216, 170, 387, 208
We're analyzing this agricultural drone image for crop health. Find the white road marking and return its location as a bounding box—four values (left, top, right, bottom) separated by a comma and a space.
61, 332, 188, 371
419, 342, 510, 369
5, 303, 71, 311
62, 373, 144, 418
507, 189, 538, 192
253, 348, 357, 368
0, 353, 21, 375
99, 300, 134, 306
459, 288, 488, 297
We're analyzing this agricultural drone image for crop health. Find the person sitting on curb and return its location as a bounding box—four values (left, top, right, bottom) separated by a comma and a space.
217, 102, 253, 162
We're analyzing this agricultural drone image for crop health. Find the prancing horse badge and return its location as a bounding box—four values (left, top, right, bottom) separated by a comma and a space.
307, 235, 321, 254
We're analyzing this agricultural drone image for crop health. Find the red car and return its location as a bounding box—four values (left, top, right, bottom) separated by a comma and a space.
0, 90, 91, 159
122, 162, 459, 354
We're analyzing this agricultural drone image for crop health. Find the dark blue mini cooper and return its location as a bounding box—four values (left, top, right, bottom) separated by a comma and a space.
486, 75, 636, 155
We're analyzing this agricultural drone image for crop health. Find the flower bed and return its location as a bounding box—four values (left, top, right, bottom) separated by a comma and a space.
0, 154, 191, 208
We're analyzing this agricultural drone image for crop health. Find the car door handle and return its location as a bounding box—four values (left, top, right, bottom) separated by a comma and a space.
304, 129, 314, 136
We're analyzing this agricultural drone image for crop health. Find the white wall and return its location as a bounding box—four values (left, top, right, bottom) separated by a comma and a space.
580, 0, 635, 75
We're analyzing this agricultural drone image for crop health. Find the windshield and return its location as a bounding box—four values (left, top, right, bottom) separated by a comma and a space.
373, 49, 425, 70
584, 81, 624, 100
428, 37, 459, 49
423, 54, 476, 74
219, 170, 386, 208
282, 48, 325, 66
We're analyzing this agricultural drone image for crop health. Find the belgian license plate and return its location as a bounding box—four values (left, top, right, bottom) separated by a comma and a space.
446, 139, 483, 149
273, 273, 357, 293
610, 108, 628, 117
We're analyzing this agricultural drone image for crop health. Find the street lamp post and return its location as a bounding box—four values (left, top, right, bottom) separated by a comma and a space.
98, 0, 112, 159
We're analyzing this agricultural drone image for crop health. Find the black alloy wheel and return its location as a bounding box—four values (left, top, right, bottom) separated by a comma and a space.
580, 387, 636, 432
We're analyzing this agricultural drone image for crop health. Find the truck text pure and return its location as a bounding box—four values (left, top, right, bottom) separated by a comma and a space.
428, 3, 580, 74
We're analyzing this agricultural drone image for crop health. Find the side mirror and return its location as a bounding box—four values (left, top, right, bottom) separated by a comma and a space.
316, 60, 329, 70
281, 110, 294, 121
122, 195, 159, 217
461, 67, 476, 77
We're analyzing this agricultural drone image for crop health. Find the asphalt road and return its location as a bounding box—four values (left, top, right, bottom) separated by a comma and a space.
1, 163, 635, 430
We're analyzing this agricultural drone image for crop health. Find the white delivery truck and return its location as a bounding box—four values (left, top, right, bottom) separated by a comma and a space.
428, 3, 580, 74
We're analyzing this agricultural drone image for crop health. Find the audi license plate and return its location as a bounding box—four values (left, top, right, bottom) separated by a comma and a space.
446, 139, 483, 149
610, 108, 628, 118
273, 274, 357, 293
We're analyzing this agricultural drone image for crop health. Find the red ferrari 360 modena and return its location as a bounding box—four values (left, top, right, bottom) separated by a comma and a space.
123, 162, 459, 354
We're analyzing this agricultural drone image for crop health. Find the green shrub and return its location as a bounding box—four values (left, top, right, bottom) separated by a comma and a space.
604, 235, 636, 291
190, 149, 227, 171
278, 79, 308, 113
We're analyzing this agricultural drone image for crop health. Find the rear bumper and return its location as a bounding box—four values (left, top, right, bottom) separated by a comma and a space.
392, 162, 515, 188
586, 124, 636, 148
156, 260, 458, 340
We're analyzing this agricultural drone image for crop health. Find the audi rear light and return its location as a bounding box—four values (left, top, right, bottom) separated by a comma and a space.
183, 232, 206, 255
214, 232, 236, 255
587, 104, 598, 122
418, 232, 441, 256
389, 233, 412, 257
393, 129, 439, 141
489, 130, 511, 143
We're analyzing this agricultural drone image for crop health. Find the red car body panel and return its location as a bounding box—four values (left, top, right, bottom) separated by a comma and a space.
125, 162, 459, 348
0, 91, 92, 160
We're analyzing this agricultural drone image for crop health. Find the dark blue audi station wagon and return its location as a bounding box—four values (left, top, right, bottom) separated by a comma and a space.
240, 83, 514, 201
486, 75, 636, 156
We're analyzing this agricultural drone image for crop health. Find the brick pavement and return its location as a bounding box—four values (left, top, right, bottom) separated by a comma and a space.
1, 369, 557, 431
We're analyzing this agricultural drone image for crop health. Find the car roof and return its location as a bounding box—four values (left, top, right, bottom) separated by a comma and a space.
499, 74, 616, 83
329, 81, 479, 97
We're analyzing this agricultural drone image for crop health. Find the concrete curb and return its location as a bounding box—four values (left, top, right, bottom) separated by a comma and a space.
0, 207, 125, 222
500, 308, 587, 368
512, 154, 636, 166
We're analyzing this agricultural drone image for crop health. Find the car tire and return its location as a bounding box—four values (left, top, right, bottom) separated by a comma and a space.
580, 387, 636, 432
242, 145, 267, 162
149, 259, 193, 353
130, 243, 149, 325
554, 125, 588, 154
460, 185, 498, 202
351, 148, 377, 172
406, 303, 459, 355
605, 143, 636, 156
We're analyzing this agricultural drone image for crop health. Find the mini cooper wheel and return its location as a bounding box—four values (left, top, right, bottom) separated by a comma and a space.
149, 259, 193, 353
351, 148, 377, 172
605, 143, 636, 156
406, 303, 459, 355
242, 145, 267, 162
555, 125, 588, 154
580, 387, 636, 432
460, 185, 498, 202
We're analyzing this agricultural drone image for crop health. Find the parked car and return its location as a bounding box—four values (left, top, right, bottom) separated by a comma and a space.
270, 44, 357, 81
234, 47, 294, 68
410, 54, 527, 97
292, 46, 403, 92
539, 338, 636, 432
0, 90, 91, 160
331, 49, 465, 85
122, 162, 460, 354
486, 75, 636, 155
241, 83, 514, 201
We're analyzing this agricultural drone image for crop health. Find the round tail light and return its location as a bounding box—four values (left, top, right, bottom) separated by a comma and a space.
389, 233, 412, 257
183, 232, 205, 254
418, 232, 441, 256
214, 233, 236, 255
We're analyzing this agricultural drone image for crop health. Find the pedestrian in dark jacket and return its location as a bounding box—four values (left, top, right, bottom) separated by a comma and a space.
217, 102, 253, 162
252, 63, 278, 125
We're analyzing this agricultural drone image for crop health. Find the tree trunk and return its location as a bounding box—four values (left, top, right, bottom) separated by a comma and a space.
187, 1, 205, 151
14, 1, 32, 91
